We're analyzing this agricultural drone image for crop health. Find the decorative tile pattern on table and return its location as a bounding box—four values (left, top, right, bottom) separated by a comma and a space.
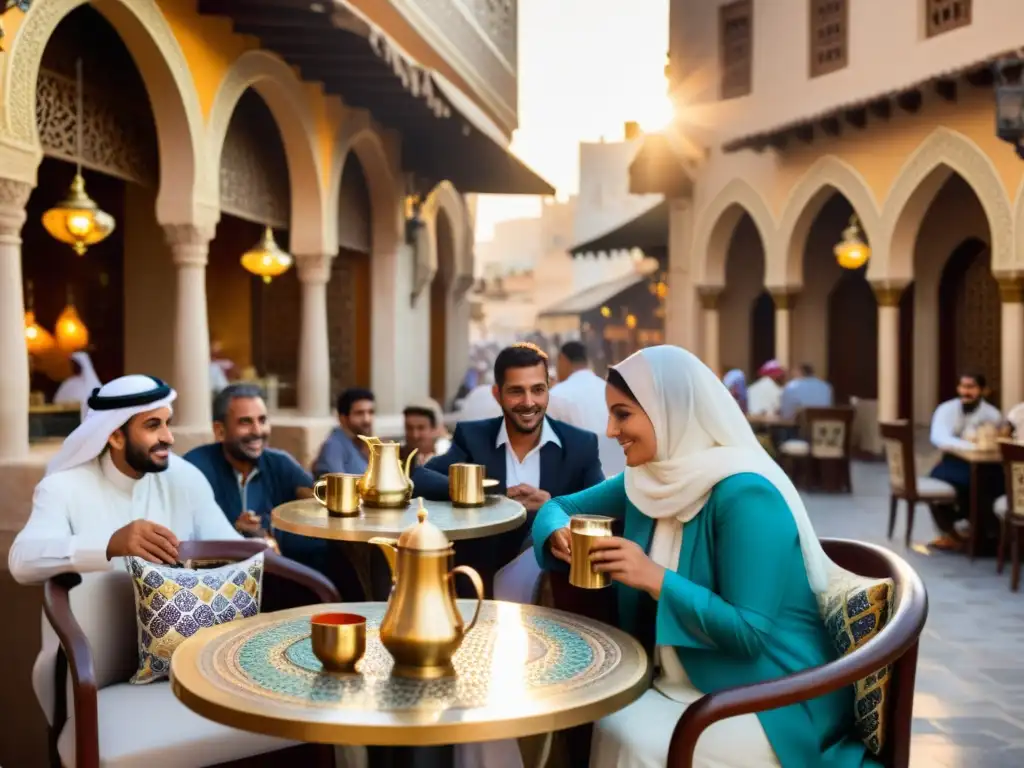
129, 553, 264, 684
196, 602, 621, 712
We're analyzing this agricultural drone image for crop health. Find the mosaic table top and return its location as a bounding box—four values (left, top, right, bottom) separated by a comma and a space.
271, 496, 526, 542
170, 600, 648, 746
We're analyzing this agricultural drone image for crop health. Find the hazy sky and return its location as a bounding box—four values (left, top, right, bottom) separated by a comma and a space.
474, 0, 670, 240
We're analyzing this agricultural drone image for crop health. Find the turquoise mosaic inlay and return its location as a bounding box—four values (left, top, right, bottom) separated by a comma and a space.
199, 603, 621, 712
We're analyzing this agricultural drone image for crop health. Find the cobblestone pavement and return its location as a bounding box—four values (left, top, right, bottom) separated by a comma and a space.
806, 461, 1024, 768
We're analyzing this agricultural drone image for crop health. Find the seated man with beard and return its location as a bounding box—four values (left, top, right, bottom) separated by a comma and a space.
183, 384, 328, 576
928, 372, 1004, 552
9, 375, 242, 584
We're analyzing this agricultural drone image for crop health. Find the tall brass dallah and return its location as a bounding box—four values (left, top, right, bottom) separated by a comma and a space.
369, 499, 484, 679
357, 435, 416, 508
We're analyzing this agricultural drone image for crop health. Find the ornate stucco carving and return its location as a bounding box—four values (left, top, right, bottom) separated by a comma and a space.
0, 178, 32, 237
395, 0, 516, 124
207, 49, 326, 255
36, 68, 157, 186
882, 128, 1014, 278
2, 0, 208, 221
219, 92, 290, 229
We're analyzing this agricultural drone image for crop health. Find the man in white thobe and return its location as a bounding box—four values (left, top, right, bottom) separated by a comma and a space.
9, 374, 241, 585
548, 340, 625, 477
52, 350, 103, 420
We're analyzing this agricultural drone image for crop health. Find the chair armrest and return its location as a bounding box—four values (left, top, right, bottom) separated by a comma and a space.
668, 582, 928, 767
265, 551, 340, 603
43, 573, 100, 768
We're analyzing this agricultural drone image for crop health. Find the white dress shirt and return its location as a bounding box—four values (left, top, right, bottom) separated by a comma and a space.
929, 398, 1003, 452
8, 452, 241, 585
496, 417, 561, 488
548, 369, 625, 477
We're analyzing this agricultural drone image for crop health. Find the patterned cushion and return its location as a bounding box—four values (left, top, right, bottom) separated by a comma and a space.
127, 553, 264, 684
817, 568, 896, 756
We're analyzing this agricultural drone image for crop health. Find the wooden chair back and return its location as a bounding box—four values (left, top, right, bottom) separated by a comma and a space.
803, 406, 855, 459
879, 420, 918, 498
999, 440, 1024, 516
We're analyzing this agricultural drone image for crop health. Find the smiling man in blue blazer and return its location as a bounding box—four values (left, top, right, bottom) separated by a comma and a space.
412, 343, 605, 591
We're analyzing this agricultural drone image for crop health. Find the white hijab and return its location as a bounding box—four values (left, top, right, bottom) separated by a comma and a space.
613, 345, 833, 593
47, 375, 177, 476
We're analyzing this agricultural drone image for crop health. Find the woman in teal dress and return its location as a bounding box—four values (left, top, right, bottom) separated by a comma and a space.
532, 346, 875, 768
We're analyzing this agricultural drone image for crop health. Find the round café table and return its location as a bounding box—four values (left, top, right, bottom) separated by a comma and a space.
271, 496, 526, 542
271, 497, 527, 601
171, 600, 649, 753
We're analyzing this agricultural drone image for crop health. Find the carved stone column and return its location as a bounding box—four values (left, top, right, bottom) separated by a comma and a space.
770, 289, 798, 370
296, 254, 332, 417
164, 224, 214, 431
698, 287, 721, 375
873, 284, 905, 423
666, 200, 698, 350
0, 179, 32, 460
998, 276, 1024, 409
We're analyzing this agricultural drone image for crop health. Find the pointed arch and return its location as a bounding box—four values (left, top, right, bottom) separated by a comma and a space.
422, 180, 469, 287
207, 49, 327, 255
882, 128, 1013, 280
776, 156, 881, 287
693, 178, 775, 286
0, 0, 207, 223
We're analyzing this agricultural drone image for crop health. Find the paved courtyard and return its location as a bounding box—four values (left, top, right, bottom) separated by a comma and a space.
805, 461, 1024, 768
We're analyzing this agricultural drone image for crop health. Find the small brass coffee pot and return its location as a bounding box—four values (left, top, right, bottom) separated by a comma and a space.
358, 435, 416, 508
369, 499, 484, 679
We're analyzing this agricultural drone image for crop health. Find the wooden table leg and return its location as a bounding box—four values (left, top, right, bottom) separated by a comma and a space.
968, 462, 979, 561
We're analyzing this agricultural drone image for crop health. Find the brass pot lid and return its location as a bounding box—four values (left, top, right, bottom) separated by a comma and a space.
396, 498, 450, 551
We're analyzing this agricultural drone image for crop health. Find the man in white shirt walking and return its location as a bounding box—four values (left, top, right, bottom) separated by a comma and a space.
548, 340, 625, 477
9, 374, 241, 586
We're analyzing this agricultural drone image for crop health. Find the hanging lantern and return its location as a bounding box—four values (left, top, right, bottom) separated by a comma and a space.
625, 313, 638, 330
599, 305, 612, 318
55, 287, 89, 352
834, 215, 871, 270
42, 58, 115, 256
23, 279, 55, 355
240, 226, 293, 284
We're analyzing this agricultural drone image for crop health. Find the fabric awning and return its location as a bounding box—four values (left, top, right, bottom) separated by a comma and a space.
568, 200, 668, 257
198, 0, 554, 195
629, 132, 696, 197
538, 272, 646, 318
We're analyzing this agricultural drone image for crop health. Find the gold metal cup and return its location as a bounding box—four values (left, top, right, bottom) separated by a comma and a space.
449, 463, 485, 507
569, 515, 614, 589
312, 473, 362, 516
310, 612, 366, 672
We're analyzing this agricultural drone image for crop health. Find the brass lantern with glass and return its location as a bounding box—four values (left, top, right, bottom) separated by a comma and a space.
42, 58, 115, 256
834, 215, 871, 270
240, 226, 293, 284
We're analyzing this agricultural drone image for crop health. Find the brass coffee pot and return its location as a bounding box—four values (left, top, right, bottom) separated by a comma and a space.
369, 499, 484, 679
357, 435, 416, 508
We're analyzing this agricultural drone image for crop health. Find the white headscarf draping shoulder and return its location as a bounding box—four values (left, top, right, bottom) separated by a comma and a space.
612, 345, 834, 593
46, 374, 177, 477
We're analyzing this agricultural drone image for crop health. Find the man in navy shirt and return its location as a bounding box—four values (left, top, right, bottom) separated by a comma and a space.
312, 388, 376, 478
183, 383, 328, 575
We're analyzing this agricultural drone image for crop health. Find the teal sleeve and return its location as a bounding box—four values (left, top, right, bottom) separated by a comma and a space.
655, 474, 798, 659
532, 475, 628, 571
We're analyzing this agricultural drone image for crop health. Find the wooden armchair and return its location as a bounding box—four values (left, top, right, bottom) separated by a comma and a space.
42, 541, 339, 768
995, 440, 1024, 591
550, 538, 928, 768
779, 407, 856, 493
880, 421, 956, 547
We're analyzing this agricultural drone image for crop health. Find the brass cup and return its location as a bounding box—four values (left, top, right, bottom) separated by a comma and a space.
312, 473, 362, 517
310, 612, 366, 672
449, 463, 485, 507
569, 515, 615, 589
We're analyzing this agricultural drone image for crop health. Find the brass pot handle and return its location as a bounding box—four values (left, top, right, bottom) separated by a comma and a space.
448, 565, 485, 634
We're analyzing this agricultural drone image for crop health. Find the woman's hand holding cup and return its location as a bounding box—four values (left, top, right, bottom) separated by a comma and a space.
548, 527, 572, 564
